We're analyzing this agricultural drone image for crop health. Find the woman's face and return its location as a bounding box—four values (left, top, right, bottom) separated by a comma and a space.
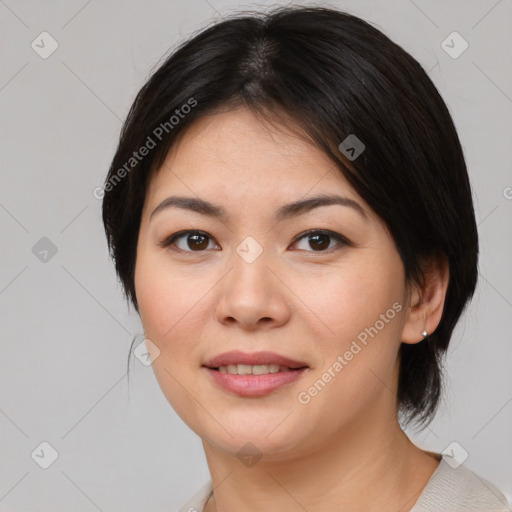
135, 107, 413, 459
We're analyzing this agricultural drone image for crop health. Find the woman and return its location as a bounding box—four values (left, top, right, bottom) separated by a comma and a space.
101, 5, 510, 511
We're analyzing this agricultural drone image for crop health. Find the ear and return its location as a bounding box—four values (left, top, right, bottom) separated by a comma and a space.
401, 253, 450, 344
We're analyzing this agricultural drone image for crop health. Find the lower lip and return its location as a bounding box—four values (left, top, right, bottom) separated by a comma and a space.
203, 367, 308, 396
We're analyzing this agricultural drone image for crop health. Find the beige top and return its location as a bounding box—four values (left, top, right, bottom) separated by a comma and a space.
177, 454, 511, 511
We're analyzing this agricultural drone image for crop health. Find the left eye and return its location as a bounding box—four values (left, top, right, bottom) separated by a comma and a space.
291, 230, 349, 252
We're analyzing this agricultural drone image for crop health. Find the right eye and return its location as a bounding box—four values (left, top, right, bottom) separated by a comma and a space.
158, 230, 220, 253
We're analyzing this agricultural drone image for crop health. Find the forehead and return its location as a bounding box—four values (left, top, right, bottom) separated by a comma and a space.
145, 107, 366, 214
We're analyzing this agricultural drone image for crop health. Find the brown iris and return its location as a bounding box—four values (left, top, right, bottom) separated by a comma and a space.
307, 233, 331, 251
187, 233, 209, 250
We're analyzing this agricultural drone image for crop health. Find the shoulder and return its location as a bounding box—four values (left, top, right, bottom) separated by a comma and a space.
176, 480, 213, 512
411, 454, 511, 512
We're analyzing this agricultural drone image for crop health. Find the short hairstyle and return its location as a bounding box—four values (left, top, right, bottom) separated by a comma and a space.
102, 5, 479, 429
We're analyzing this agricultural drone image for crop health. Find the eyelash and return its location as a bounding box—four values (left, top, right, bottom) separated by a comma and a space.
158, 229, 352, 254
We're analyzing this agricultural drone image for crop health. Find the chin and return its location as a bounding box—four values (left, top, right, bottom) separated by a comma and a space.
201, 420, 309, 460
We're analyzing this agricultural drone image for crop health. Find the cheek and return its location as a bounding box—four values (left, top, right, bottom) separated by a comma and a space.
134, 252, 217, 427
292, 266, 404, 426
301, 260, 404, 345
296, 255, 406, 411
134, 250, 210, 356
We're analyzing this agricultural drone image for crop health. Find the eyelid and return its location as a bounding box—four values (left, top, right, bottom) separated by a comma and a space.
158, 229, 352, 253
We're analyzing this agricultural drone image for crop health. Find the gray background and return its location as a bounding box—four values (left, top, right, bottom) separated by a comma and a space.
1, 0, 511, 510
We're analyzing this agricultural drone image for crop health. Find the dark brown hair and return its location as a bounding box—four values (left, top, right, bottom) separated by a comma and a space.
102, 5, 479, 429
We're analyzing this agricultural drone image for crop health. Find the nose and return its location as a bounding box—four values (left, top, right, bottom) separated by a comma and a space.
214, 252, 291, 331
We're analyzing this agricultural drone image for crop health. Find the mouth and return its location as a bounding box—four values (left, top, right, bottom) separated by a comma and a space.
206, 364, 308, 375
203, 350, 309, 370
202, 351, 310, 396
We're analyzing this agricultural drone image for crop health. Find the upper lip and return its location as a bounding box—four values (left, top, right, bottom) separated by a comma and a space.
203, 350, 309, 369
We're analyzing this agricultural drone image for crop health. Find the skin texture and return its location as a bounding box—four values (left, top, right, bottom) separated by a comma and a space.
134, 107, 449, 512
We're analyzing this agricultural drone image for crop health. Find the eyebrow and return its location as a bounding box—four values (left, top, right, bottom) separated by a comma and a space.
149, 193, 367, 223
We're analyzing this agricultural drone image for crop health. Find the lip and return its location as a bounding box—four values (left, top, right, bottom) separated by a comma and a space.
202, 350, 308, 369
202, 350, 310, 397
203, 367, 309, 396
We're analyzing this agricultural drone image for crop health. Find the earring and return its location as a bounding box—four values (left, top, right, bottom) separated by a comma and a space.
421, 330, 428, 338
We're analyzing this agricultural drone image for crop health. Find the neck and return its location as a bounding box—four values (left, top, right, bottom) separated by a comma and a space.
202, 405, 440, 512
